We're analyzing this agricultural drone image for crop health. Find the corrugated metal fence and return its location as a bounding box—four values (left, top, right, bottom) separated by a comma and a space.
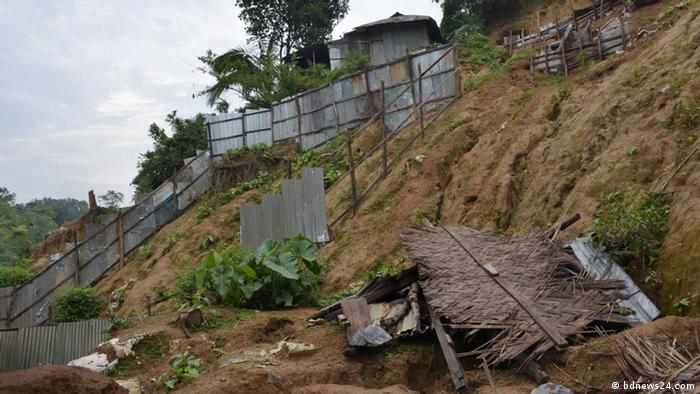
240, 168, 328, 247
205, 44, 458, 155
0, 319, 111, 372
0, 152, 212, 329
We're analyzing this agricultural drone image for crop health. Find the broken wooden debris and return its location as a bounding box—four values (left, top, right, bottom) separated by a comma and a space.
429, 304, 467, 391
400, 225, 641, 367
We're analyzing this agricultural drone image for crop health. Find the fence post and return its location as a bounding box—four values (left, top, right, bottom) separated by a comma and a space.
294, 97, 303, 150
206, 123, 213, 159
5, 284, 17, 328
406, 49, 418, 119
417, 64, 425, 138
597, 31, 603, 60
172, 179, 178, 216
346, 133, 358, 216
452, 46, 463, 98
73, 232, 80, 284
364, 71, 374, 115
118, 211, 125, 269
556, 18, 569, 77
331, 81, 340, 136
270, 105, 276, 144
241, 111, 247, 148
380, 80, 388, 178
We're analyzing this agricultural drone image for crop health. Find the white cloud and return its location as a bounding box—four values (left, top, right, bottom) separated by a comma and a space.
0, 0, 442, 203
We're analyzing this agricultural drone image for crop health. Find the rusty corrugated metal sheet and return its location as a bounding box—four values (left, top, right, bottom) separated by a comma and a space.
0, 319, 111, 373
240, 168, 329, 247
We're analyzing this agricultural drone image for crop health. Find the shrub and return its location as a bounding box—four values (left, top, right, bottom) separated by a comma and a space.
173, 235, 321, 309
163, 232, 182, 253
138, 244, 155, 259
593, 189, 671, 268
0, 264, 34, 287
195, 205, 214, 220
51, 286, 106, 322
228, 171, 268, 199
200, 234, 217, 250
157, 350, 203, 390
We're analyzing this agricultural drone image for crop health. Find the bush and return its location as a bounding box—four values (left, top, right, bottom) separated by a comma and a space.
0, 264, 34, 287
593, 189, 671, 267
138, 244, 155, 259
163, 232, 182, 253
195, 205, 214, 220
157, 350, 203, 390
51, 286, 106, 322
173, 235, 322, 309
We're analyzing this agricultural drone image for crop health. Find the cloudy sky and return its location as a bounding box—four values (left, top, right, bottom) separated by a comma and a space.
0, 1, 441, 204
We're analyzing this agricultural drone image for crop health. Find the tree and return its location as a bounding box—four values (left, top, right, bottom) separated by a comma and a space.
98, 190, 124, 210
236, 0, 349, 61
22, 198, 88, 225
0, 187, 57, 265
198, 0, 351, 110
436, 0, 527, 36
131, 111, 208, 196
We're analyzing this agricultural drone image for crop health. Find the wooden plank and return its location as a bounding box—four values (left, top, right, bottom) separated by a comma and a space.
428, 304, 468, 391
341, 298, 371, 342
443, 227, 569, 348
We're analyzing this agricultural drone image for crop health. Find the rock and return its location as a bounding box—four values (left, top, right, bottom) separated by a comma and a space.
283, 342, 318, 357
531, 383, 574, 394
115, 379, 141, 394
349, 324, 392, 347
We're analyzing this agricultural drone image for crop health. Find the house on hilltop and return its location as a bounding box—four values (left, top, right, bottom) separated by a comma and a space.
328, 12, 444, 69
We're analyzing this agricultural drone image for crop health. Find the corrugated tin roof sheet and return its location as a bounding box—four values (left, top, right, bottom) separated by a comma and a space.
353, 13, 433, 30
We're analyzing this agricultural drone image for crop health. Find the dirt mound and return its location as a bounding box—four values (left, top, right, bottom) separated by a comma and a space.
291, 384, 418, 394
549, 316, 700, 391
0, 365, 126, 394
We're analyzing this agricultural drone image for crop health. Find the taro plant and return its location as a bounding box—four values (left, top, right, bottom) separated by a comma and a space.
157, 350, 203, 390
173, 234, 321, 309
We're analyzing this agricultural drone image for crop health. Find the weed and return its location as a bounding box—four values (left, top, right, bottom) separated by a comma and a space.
200, 234, 217, 250
195, 205, 214, 220
163, 232, 182, 253
593, 189, 671, 269
627, 147, 638, 156
510, 88, 536, 120
138, 244, 155, 259
108, 317, 133, 331
156, 350, 203, 390
674, 293, 699, 313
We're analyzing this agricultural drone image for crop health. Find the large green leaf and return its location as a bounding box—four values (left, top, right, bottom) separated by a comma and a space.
255, 239, 278, 262
210, 265, 234, 300
263, 255, 299, 280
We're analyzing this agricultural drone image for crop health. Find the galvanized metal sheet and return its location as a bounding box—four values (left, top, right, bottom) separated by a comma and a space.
569, 237, 661, 325
240, 168, 328, 247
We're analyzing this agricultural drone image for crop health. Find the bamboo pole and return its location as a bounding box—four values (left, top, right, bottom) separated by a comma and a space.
73, 232, 80, 284
417, 64, 425, 138
118, 211, 125, 269
380, 80, 388, 177
346, 133, 358, 216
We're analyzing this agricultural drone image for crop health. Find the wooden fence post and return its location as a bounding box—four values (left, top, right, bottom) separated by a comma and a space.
597, 31, 603, 60
294, 97, 303, 150
172, 180, 178, 216
406, 49, 418, 119
417, 64, 425, 138
241, 111, 247, 148
380, 80, 388, 178
452, 46, 463, 98
364, 71, 374, 115
556, 18, 569, 77
270, 105, 276, 144
73, 232, 80, 284
6, 284, 17, 328
118, 211, 125, 269
332, 81, 340, 136
346, 133, 358, 216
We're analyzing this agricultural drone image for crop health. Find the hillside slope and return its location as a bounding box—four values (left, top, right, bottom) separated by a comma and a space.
82, 1, 700, 392
322, 0, 700, 315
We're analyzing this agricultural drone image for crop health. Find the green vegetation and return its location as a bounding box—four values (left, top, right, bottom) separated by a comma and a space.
0, 260, 34, 287
439, 0, 529, 36
51, 286, 107, 322
292, 139, 348, 189
195, 205, 214, 220
163, 232, 182, 253
0, 187, 64, 265
669, 94, 700, 145
172, 234, 321, 309
108, 317, 133, 331
138, 244, 155, 259
157, 350, 203, 390
98, 190, 124, 212
199, 234, 217, 250
223, 143, 269, 162
510, 88, 536, 120
229, 171, 269, 199
593, 190, 672, 269
132, 112, 208, 196
20, 197, 88, 225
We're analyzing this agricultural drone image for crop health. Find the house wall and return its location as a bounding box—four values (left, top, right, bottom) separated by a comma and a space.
329, 22, 431, 69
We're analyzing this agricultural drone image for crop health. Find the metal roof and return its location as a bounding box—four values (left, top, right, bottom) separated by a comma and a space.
353, 13, 434, 30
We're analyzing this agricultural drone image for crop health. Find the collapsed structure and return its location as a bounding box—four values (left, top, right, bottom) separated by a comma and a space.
312, 221, 660, 391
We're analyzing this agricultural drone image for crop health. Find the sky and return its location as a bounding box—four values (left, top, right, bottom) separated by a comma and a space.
0, 1, 441, 204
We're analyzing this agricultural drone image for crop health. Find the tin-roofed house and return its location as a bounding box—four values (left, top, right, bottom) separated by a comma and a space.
329, 12, 444, 69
